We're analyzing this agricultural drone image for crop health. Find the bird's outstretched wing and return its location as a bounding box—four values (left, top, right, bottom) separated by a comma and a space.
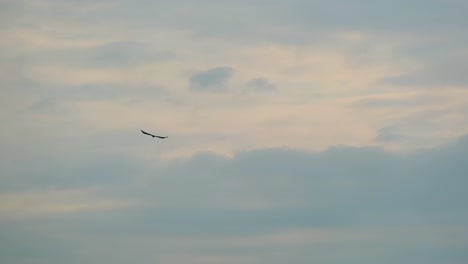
141, 129, 153, 136
141, 129, 168, 139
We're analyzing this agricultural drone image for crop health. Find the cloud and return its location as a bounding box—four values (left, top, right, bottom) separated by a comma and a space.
375, 126, 405, 142
2, 132, 468, 219
53, 84, 168, 103
383, 56, 468, 87
99, 0, 468, 44
79, 41, 174, 68
352, 92, 425, 109
144, 135, 468, 222
245, 77, 277, 93
2, 41, 174, 69
7, 134, 467, 221
1, 135, 468, 263
189, 66, 234, 92
0, 188, 138, 217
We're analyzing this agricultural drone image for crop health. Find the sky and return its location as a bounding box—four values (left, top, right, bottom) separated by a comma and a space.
1, 0, 468, 263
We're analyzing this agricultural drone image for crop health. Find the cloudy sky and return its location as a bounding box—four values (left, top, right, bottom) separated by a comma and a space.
1, 0, 468, 263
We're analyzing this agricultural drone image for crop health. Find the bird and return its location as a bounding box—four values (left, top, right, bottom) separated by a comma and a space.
140, 129, 168, 139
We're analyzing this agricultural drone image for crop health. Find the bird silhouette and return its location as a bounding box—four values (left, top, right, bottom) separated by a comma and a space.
141, 129, 168, 139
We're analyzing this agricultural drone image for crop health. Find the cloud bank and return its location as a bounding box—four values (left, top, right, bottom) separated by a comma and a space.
1, 135, 468, 264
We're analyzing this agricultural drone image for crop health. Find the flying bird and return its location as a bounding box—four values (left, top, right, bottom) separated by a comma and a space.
141, 129, 168, 139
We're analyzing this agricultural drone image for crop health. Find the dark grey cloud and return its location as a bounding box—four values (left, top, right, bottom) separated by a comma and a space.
245, 77, 277, 93
189, 66, 234, 92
